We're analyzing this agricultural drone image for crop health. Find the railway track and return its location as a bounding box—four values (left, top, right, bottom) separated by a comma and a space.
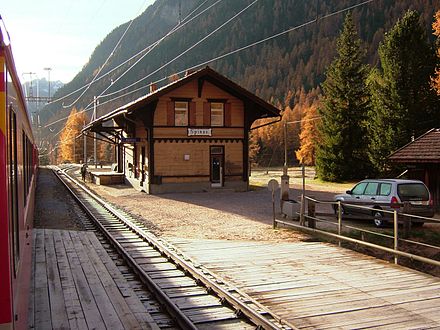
53, 166, 296, 330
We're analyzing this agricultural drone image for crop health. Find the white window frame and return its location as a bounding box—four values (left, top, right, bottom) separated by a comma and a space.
175, 101, 188, 126
210, 102, 224, 127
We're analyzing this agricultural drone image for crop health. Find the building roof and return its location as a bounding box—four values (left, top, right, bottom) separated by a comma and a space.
84, 66, 280, 132
389, 128, 440, 163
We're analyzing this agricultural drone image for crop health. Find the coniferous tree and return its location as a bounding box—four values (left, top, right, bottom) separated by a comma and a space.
367, 10, 440, 173
315, 13, 371, 181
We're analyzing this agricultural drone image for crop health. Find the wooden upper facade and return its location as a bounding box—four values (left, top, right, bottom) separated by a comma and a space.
86, 67, 280, 193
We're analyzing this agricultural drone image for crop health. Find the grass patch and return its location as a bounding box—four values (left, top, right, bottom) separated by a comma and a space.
250, 166, 355, 192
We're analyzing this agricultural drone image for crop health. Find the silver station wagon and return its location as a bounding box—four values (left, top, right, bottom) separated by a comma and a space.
334, 179, 434, 227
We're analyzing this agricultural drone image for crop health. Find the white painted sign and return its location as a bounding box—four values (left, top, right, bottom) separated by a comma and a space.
187, 128, 212, 136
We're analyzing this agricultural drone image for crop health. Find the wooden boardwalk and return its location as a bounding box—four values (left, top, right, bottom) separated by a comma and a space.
29, 229, 159, 330
169, 238, 440, 329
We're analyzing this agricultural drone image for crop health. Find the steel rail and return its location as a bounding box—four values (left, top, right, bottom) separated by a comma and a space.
53, 169, 198, 330
54, 167, 295, 330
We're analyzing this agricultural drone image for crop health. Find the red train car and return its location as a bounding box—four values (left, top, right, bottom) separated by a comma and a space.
0, 17, 37, 330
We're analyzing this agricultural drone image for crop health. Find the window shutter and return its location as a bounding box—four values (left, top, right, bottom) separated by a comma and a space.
225, 102, 232, 127
203, 102, 211, 126
189, 102, 196, 126
167, 101, 174, 126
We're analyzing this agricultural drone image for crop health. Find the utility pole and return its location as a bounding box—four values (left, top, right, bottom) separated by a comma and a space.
280, 120, 290, 206
44, 67, 52, 101
83, 120, 87, 165
93, 96, 97, 168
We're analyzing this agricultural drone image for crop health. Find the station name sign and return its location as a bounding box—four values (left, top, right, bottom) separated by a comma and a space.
187, 128, 212, 136
121, 137, 141, 143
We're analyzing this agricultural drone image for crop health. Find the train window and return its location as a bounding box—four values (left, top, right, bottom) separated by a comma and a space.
23, 132, 28, 204
22, 132, 33, 204
8, 106, 20, 275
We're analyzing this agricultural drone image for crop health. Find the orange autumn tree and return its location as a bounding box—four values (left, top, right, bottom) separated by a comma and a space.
295, 99, 321, 165
58, 108, 90, 163
250, 88, 322, 167
432, 10, 440, 94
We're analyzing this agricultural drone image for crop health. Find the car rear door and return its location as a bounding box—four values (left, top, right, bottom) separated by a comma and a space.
361, 181, 380, 215
375, 182, 392, 209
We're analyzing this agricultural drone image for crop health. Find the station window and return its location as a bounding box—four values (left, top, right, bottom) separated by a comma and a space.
211, 102, 224, 127
174, 101, 188, 126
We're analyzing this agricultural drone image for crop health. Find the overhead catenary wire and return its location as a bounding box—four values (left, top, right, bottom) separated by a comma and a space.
62, 0, 151, 108
43, 0, 374, 156
43, 0, 253, 129
80, 0, 374, 115
89, 0, 259, 105
43, 0, 373, 131
45, 0, 220, 108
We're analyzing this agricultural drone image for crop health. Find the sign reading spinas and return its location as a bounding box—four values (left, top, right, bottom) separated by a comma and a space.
187, 128, 212, 136
121, 137, 141, 143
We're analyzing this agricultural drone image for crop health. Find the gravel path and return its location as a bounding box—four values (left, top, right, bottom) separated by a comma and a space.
34, 168, 86, 230
84, 177, 309, 242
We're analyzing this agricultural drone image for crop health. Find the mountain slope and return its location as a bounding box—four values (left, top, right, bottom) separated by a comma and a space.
41, 0, 440, 142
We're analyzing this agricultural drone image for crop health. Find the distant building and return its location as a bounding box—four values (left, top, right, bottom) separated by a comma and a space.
85, 67, 280, 193
389, 128, 440, 209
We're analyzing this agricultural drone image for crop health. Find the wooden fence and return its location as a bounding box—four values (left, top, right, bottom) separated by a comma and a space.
276, 196, 440, 268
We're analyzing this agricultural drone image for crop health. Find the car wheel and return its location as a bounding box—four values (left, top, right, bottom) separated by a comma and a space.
373, 210, 386, 228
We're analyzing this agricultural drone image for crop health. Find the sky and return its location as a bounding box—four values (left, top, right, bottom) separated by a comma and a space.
2, 0, 155, 84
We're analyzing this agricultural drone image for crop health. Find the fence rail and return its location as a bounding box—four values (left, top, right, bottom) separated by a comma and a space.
276, 196, 440, 268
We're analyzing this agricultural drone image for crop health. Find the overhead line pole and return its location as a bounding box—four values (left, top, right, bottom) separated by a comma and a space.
94, 96, 97, 168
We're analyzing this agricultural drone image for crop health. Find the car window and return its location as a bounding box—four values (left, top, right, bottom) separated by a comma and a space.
351, 182, 367, 195
379, 183, 392, 196
397, 183, 429, 201
364, 182, 379, 195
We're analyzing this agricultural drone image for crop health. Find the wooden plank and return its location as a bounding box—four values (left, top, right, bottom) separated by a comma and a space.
53, 230, 87, 330
76, 231, 146, 330
33, 229, 52, 330
85, 232, 160, 330
61, 230, 106, 329
68, 230, 124, 329
168, 238, 440, 329
44, 230, 69, 329
28, 231, 37, 329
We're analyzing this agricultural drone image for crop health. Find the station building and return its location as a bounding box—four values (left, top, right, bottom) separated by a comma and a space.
85, 67, 280, 193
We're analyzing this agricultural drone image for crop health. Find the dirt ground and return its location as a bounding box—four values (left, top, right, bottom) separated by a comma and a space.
34, 168, 87, 230
89, 181, 309, 242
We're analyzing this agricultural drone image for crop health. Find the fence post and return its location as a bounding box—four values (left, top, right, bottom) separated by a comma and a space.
308, 198, 316, 229
402, 201, 411, 239
300, 194, 305, 226
300, 165, 306, 226
394, 210, 398, 265
338, 201, 342, 247
272, 187, 276, 229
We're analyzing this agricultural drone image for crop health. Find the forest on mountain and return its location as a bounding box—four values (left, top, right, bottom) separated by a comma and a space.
44, 0, 440, 175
